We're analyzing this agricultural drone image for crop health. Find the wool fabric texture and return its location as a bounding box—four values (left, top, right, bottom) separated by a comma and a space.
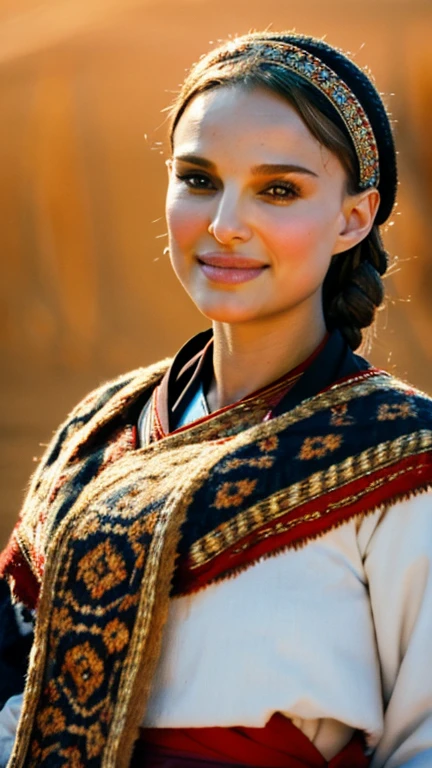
1, 334, 432, 767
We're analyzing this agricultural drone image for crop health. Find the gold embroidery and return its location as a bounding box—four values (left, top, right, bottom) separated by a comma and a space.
377, 402, 416, 421
141, 510, 158, 535
62, 642, 105, 704
258, 435, 279, 452
219, 455, 275, 473
76, 541, 128, 600
102, 619, 130, 654
190, 430, 432, 569
50, 607, 73, 639
44, 681, 60, 704
330, 403, 354, 426
58, 745, 84, 768
213, 479, 258, 509
36, 706, 66, 737
298, 434, 343, 460
86, 722, 105, 759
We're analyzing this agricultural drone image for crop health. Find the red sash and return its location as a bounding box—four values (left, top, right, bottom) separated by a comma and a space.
136, 713, 370, 767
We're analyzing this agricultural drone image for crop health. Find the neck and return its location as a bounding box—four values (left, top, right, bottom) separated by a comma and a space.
206, 310, 327, 412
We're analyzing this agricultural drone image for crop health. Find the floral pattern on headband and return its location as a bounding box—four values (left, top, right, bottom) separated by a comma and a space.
207, 40, 380, 189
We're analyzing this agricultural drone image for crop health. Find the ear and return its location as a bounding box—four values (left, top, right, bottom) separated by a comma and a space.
333, 188, 381, 254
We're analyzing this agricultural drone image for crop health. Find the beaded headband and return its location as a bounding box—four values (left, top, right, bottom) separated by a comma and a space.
203, 40, 380, 190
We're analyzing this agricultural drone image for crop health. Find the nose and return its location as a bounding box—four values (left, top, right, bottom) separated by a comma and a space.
208, 189, 252, 244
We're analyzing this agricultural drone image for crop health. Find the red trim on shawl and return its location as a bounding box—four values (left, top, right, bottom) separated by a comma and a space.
178, 451, 432, 595
139, 713, 370, 767
318, 367, 394, 394
0, 528, 40, 608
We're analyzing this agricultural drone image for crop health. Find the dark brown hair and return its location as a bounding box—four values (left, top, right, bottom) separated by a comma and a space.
168, 35, 389, 350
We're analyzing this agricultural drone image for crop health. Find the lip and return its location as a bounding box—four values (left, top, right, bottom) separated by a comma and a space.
197, 252, 268, 285
198, 252, 267, 269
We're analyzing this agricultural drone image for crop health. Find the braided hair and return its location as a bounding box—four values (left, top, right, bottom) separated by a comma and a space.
168, 32, 397, 350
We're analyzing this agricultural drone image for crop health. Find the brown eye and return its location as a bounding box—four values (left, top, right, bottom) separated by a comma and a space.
264, 183, 300, 200
176, 173, 215, 190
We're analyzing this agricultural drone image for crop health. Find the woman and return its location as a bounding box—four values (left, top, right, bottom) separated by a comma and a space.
1, 30, 432, 768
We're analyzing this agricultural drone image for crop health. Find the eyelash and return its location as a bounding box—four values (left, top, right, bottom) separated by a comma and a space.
176, 173, 215, 191
264, 182, 300, 200
175, 173, 301, 201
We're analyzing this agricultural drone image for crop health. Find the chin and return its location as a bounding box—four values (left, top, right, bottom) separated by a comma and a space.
195, 301, 265, 325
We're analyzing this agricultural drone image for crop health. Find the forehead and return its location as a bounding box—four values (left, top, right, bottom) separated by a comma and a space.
172, 85, 326, 164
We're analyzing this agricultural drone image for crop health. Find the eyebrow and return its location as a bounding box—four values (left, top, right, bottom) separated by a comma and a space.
174, 154, 318, 178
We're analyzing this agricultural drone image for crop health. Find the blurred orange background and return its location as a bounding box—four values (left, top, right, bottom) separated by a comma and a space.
1, 0, 432, 546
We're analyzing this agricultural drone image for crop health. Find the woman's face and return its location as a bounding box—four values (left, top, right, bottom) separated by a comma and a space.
166, 85, 359, 328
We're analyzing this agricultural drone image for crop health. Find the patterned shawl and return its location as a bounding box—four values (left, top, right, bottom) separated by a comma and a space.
2, 332, 432, 768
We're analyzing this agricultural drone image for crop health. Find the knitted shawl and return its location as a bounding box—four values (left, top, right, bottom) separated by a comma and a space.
2, 338, 432, 768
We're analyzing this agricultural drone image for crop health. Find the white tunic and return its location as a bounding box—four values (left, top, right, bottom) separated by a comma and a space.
141, 492, 432, 767
1, 493, 432, 767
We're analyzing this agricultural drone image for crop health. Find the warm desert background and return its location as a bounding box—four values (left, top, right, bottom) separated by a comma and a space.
1, 0, 432, 546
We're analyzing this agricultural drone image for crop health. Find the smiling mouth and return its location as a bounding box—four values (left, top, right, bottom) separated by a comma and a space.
197, 254, 268, 285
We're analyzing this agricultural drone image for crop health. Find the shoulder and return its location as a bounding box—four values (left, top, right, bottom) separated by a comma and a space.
362, 369, 432, 427
2, 360, 170, 565
41, 358, 171, 470
357, 489, 432, 555
326, 368, 432, 475
0, 359, 171, 601
325, 366, 432, 426
63, 359, 171, 427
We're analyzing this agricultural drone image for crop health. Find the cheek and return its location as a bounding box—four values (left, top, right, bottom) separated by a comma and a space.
261, 206, 341, 302
265, 204, 341, 263
165, 189, 205, 288
166, 188, 206, 248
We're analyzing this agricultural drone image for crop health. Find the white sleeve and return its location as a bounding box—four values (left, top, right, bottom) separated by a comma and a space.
0, 694, 23, 768
360, 492, 432, 767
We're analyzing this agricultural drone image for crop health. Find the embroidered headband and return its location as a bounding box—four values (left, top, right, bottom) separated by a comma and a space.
174, 33, 398, 223
207, 40, 380, 190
